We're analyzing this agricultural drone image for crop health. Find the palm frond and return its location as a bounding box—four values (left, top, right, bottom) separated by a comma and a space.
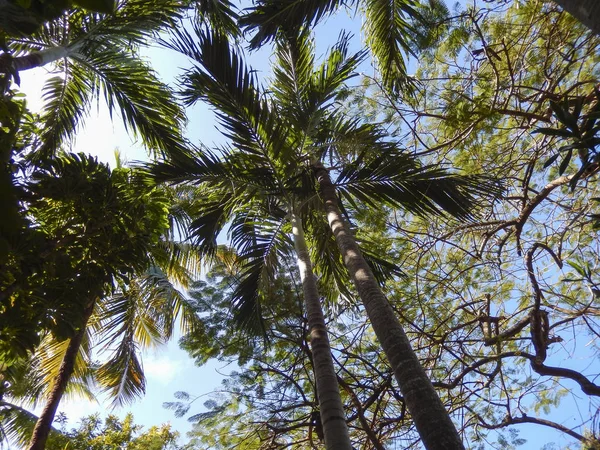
309, 31, 366, 109
311, 112, 386, 162
139, 266, 200, 337
272, 30, 366, 132
334, 150, 503, 220
360, 243, 405, 283
71, 0, 190, 48
163, 27, 292, 163
0, 402, 39, 448
271, 28, 316, 120
228, 205, 291, 334
95, 335, 146, 408
195, 0, 240, 38
96, 290, 149, 406
240, 0, 356, 49
363, 0, 420, 92
305, 210, 355, 307
35, 63, 93, 158
75, 46, 187, 158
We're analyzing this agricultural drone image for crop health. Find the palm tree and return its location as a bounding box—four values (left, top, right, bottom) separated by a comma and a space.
156, 25, 503, 449
2, 153, 200, 450
551, 0, 600, 36
0, 0, 191, 159
240, 0, 423, 93
153, 29, 364, 449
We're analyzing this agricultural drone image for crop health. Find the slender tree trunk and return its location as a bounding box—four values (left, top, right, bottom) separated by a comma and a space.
314, 163, 465, 450
0, 44, 82, 75
552, 0, 600, 36
27, 301, 95, 450
291, 213, 352, 450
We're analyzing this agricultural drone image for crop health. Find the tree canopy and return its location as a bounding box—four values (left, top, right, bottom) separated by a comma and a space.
2, 0, 600, 449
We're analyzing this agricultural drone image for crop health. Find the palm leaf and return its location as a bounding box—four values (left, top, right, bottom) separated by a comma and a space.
139, 266, 200, 337
240, 0, 356, 49
227, 203, 292, 334
75, 47, 187, 158
194, 0, 241, 37
36, 63, 93, 158
95, 293, 148, 407
36, 332, 96, 403
363, 0, 420, 92
163, 27, 292, 164
0, 402, 40, 448
272, 29, 366, 133
334, 150, 503, 220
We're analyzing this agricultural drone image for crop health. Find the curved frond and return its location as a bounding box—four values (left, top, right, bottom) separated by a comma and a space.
272, 30, 366, 131
363, 0, 420, 93
240, 0, 357, 49
163, 27, 292, 163
139, 266, 200, 337
35, 332, 96, 403
96, 291, 149, 407
36, 63, 93, 158
0, 402, 39, 448
75, 47, 187, 158
228, 205, 292, 334
194, 0, 240, 38
334, 150, 503, 220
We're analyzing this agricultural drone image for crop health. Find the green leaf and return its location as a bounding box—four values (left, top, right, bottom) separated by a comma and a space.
542, 153, 559, 168
532, 127, 573, 138
558, 149, 572, 175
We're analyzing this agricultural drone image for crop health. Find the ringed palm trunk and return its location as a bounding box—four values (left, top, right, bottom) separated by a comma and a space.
27, 300, 95, 450
314, 164, 465, 450
552, 0, 600, 36
290, 213, 352, 450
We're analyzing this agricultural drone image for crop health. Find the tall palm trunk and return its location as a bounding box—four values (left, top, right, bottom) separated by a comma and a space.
27, 300, 95, 450
291, 213, 352, 450
553, 0, 600, 36
314, 164, 465, 450
0, 43, 83, 75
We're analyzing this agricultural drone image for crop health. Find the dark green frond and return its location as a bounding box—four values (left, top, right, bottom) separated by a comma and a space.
312, 112, 389, 162
36, 65, 93, 159
360, 244, 405, 283
272, 28, 317, 123
305, 211, 355, 307
194, 0, 240, 38
309, 31, 366, 107
0, 403, 39, 448
228, 208, 291, 334
363, 0, 420, 92
76, 47, 187, 158
241, 0, 356, 49
165, 27, 291, 162
272, 30, 366, 132
149, 146, 226, 185
73, 0, 190, 48
335, 150, 503, 220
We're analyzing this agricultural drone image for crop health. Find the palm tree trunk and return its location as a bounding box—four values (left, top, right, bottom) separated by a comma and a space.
27, 301, 95, 450
314, 163, 465, 450
0, 44, 82, 75
291, 213, 352, 450
553, 0, 600, 36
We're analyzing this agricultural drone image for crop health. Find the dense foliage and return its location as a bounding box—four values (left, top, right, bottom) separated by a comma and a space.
1, 0, 600, 449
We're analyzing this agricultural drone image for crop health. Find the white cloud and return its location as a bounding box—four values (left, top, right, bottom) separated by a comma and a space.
143, 356, 185, 385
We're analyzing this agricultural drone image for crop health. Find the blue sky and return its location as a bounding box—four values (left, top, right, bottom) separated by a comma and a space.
13, 2, 597, 449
